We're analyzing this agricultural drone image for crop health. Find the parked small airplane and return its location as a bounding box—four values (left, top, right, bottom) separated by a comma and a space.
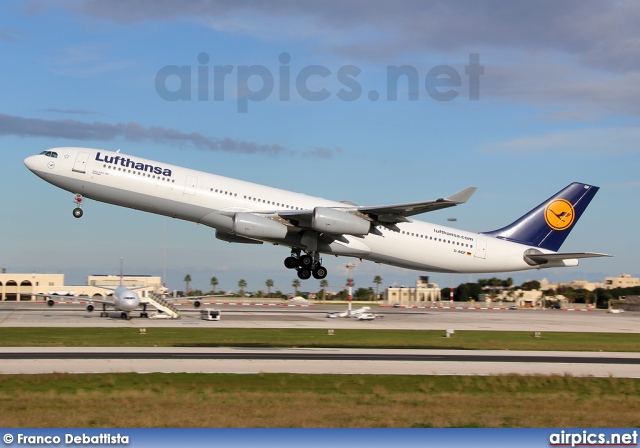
338, 306, 372, 318
24, 147, 611, 280
356, 312, 377, 321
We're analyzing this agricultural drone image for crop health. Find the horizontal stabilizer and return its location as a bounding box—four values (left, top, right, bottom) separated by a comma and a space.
526, 252, 612, 264
528, 252, 612, 261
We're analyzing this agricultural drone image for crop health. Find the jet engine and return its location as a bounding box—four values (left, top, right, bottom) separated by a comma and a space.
233, 213, 288, 239
86, 304, 94, 312
312, 207, 370, 235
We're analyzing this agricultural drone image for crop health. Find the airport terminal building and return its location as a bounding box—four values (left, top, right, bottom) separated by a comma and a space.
383, 276, 442, 303
0, 273, 163, 301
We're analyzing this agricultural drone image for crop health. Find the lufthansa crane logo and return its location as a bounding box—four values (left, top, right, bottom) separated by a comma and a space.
544, 198, 574, 231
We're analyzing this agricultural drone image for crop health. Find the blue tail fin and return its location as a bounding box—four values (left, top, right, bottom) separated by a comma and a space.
482, 182, 599, 251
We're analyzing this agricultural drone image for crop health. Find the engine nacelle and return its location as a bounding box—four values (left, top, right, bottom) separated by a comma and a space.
46, 299, 55, 307
312, 207, 370, 235
233, 213, 288, 240
86, 304, 94, 312
215, 229, 264, 244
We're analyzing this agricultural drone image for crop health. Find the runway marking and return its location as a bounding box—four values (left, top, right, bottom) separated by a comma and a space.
0, 310, 15, 324
1, 351, 638, 364
380, 305, 593, 311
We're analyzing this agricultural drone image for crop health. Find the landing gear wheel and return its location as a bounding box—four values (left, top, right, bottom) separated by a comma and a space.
298, 255, 313, 268
72, 194, 84, 218
312, 266, 328, 279
297, 268, 312, 280
284, 257, 298, 269
121, 312, 129, 320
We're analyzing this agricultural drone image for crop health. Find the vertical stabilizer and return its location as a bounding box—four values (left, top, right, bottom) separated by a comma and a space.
482, 183, 599, 251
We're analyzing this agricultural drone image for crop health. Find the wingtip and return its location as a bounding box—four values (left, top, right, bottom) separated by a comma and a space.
445, 186, 478, 204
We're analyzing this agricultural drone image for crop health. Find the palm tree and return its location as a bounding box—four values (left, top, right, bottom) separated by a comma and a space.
265, 279, 274, 297
183, 274, 192, 294
238, 279, 247, 296
210, 276, 218, 294
292, 279, 301, 296
373, 275, 383, 300
502, 277, 513, 289
319, 279, 329, 302
489, 277, 502, 301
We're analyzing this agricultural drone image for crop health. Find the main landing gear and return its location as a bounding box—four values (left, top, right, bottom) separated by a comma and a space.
284, 249, 328, 280
72, 194, 84, 218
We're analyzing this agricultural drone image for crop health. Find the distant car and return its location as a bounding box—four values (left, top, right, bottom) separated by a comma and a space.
607, 308, 624, 314
326, 312, 337, 318
550, 303, 561, 309
508, 305, 517, 310
393, 303, 401, 308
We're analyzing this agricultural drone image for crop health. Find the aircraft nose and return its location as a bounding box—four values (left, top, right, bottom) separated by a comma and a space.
24, 155, 38, 172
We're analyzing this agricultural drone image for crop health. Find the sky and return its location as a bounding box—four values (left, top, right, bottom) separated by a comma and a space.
1, 0, 638, 294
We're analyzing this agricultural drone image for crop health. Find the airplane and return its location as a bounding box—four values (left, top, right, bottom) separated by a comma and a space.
31, 282, 148, 320
356, 313, 377, 321
31, 261, 154, 319
24, 147, 611, 280
289, 296, 311, 305
338, 306, 372, 318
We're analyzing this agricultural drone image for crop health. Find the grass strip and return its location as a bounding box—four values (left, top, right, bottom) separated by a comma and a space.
0, 327, 639, 351
0, 373, 639, 428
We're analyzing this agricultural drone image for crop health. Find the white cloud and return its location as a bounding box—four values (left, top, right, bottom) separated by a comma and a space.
481, 126, 640, 155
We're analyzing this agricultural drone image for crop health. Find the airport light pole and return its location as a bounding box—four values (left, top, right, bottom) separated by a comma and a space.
450, 273, 455, 303
346, 262, 356, 317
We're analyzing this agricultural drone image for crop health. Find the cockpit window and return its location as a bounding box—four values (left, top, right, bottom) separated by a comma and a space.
39, 151, 58, 158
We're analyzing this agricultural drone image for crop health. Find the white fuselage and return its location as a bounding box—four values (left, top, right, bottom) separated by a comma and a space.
24, 147, 573, 274
110, 286, 140, 312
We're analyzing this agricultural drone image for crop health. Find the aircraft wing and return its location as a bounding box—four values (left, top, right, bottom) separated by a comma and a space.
23, 292, 117, 307
276, 186, 477, 225
82, 297, 117, 307
354, 186, 477, 222
19, 292, 70, 302
167, 293, 230, 301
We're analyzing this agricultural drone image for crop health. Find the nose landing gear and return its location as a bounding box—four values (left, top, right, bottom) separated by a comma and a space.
72, 194, 84, 218
284, 250, 328, 280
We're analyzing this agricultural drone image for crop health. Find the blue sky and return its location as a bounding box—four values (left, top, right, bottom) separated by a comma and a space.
1, 1, 638, 294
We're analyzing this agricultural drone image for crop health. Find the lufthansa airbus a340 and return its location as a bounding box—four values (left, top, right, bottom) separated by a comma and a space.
24, 148, 610, 280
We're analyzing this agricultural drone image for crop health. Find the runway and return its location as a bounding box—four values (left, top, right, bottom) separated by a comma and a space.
1, 347, 639, 377
1, 302, 639, 377
2, 301, 640, 332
